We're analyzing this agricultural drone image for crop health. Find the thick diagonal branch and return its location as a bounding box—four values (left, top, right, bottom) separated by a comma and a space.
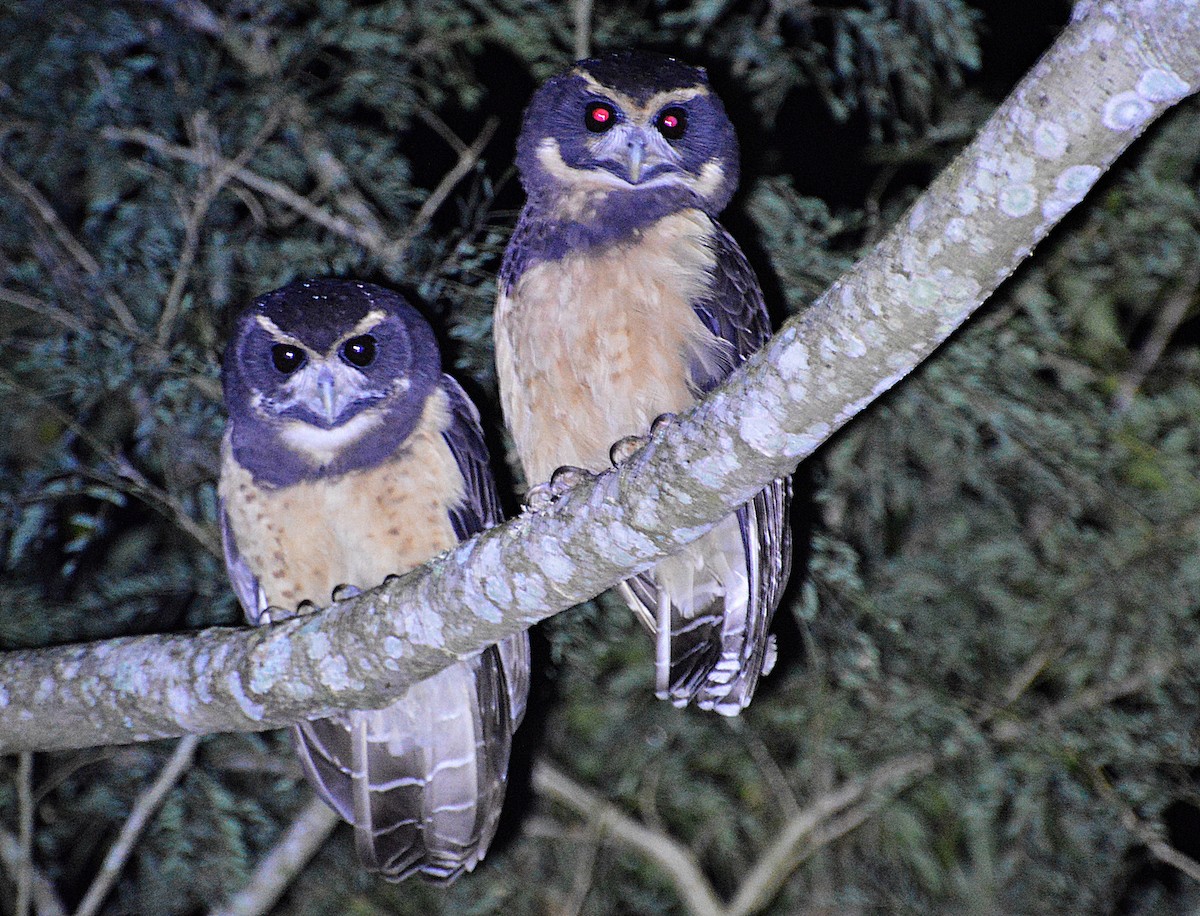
0, 2, 1196, 754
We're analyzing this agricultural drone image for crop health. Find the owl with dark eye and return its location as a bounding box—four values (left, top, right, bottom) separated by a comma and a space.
494, 52, 792, 715
219, 279, 529, 882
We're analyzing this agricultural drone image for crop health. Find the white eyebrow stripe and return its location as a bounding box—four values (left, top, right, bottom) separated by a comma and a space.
253, 314, 308, 349
573, 71, 708, 122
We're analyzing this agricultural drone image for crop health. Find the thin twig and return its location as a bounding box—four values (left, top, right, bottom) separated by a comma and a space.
0, 367, 221, 557
0, 286, 91, 333
73, 735, 201, 916
208, 796, 340, 916
1092, 767, 1200, 884
415, 104, 469, 156
16, 752, 33, 916
534, 761, 725, 916
1112, 263, 1200, 412
573, 0, 593, 59
107, 115, 495, 274
382, 117, 498, 268
723, 718, 801, 820
0, 155, 140, 335
103, 127, 387, 252
0, 826, 66, 916
156, 108, 283, 347
725, 753, 934, 916
291, 104, 388, 242
557, 815, 604, 916
535, 753, 934, 916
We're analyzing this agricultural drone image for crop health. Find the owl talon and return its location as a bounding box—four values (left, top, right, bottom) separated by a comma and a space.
550, 464, 594, 494
332, 583, 363, 602
523, 481, 556, 512
259, 600, 319, 625
610, 433, 649, 466
524, 465, 595, 511
651, 412, 678, 435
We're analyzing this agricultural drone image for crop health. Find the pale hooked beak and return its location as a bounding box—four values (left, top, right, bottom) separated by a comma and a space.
626, 133, 646, 183
317, 373, 336, 424
597, 125, 672, 185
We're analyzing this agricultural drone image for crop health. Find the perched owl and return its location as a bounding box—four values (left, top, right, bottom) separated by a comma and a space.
219, 279, 529, 882
494, 51, 791, 716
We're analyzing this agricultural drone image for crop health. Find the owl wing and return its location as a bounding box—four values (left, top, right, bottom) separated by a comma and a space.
221, 382, 529, 884
219, 500, 268, 624
620, 221, 792, 714
293, 378, 529, 883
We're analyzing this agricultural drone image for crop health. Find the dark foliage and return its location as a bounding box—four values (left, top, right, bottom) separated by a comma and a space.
3, 1, 1200, 913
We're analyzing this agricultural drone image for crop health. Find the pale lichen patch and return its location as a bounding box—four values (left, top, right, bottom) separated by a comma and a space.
536, 539, 576, 585
227, 671, 265, 721
1103, 90, 1153, 131
739, 398, 789, 455
307, 631, 332, 661
512, 572, 548, 613
1138, 67, 1190, 103
250, 636, 292, 695
691, 443, 739, 488
999, 183, 1037, 218
168, 685, 193, 721
599, 524, 657, 566
318, 654, 354, 691
404, 607, 449, 646
1034, 120, 1069, 159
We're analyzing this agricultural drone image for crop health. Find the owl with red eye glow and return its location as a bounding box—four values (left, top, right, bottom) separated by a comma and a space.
494, 51, 792, 715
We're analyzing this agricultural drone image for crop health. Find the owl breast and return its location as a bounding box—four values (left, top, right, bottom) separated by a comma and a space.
219, 389, 463, 609
496, 208, 730, 484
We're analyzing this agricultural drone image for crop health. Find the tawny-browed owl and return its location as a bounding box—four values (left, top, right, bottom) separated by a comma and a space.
219, 279, 528, 882
494, 52, 791, 715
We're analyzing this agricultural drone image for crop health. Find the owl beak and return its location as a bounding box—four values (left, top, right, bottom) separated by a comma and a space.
317, 374, 337, 424
626, 134, 646, 183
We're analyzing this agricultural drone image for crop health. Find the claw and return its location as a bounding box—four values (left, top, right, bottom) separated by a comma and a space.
550, 464, 594, 493
259, 600, 319, 625
650, 412, 677, 435
523, 480, 556, 512
610, 433, 649, 466
331, 583, 363, 602
522, 465, 595, 512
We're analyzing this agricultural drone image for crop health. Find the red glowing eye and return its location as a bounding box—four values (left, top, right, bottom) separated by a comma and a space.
656, 106, 688, 140
586, 102, 616, 133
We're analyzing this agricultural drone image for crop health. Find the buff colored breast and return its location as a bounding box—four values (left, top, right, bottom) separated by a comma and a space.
496, 208, 726, 484
220, 390, 463, 609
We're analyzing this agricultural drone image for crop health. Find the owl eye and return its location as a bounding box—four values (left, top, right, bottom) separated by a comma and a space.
585, 102, 616, 133
341, 334, 376, 368
656, 107, 687, 140
271, 344, 306, 374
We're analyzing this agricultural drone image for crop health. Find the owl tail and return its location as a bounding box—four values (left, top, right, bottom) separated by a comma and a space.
619, 477, 790, 715
293, 633, 529, 883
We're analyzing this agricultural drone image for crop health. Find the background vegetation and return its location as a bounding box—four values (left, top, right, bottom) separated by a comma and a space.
3, 0, 1200, 912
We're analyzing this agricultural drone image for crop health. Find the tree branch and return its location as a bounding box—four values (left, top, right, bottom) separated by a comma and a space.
533, 761, 724, 916
1, 2, 1197, 754
73, 735, 201, 916
208, 796, 340, 916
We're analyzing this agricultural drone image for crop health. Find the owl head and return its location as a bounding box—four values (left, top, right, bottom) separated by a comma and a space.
224, 279, 441, 484
516, 51, 739, 215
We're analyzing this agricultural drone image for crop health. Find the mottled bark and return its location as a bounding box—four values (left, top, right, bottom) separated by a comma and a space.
1, 0, 1196, 754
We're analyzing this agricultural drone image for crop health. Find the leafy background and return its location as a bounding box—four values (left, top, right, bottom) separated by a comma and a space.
3, 0, 1200, 913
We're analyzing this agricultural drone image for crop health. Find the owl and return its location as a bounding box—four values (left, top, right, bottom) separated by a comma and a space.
494, 51, 792, 715
219, 279, 529, 882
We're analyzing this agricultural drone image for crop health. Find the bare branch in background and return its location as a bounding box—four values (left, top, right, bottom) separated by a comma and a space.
209, 797, 340, 916
73, 735, 201, 916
